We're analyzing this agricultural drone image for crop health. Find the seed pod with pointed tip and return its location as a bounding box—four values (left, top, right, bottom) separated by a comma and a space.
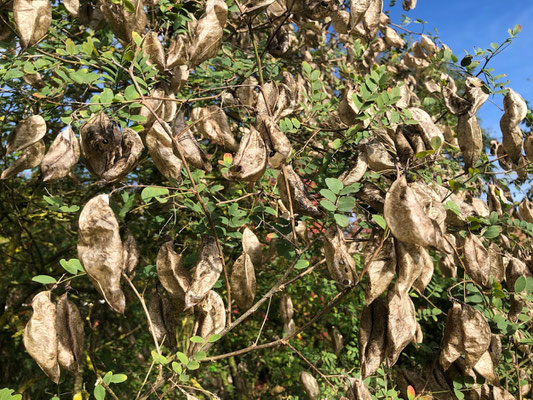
279, 293, 293, 324
122, 229, 139, 276
13, 0, 52, 48
364, 139, 395, 172
143, 31, 165, 71
191, 106, 238, 151
147, 288, 177, 349
299, 371, 319, 400
501, 89, 527, 163
173, 113, 213, 172
340, 151, 367, 186
472, 351, 498, 385
402, 0, 416, 10
242, 227, 262, 267
166, 35, 189, 69
56, 294, 84, 375
77, 194, 125, 313
258, 115, 292, 168
189, 290, 226, 354
226, 127, 267, 182
488, 243, 505, 283
185, 236, 223, 309
457, 113, 483, 168
6, 115, 47, 154
347, 378, 372, 400
412, 253, 434, 293
1, 140, 45, 180
101, 128, 143, 183
386, 289, 417, 367
156, 241, 191, 305
463, 233, 491, 288
518, 198, 533, 223
146, 121, 183, 181
383, 26, 404, 48
324, 224, 357, 287
23, 291, 60, 383
283, 318, 296, 336
364, 236, 395, 304
524, 136, 533, 163
331, 326, 343, 356
99, 0, 147, 43
188, 0, 227, 67
230, 253, 256, 310
408, 107, 444, 150
395, 241, 431, 295
359, 297, 387, 378
41, 127, 80, 182
63, 0, 80, 16
278, 165, 321, 218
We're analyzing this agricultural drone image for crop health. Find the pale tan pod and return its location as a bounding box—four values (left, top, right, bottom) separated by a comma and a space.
331, 9, 350, 34
500, 89, 527, 163
439, 302, 463, 370
472, 351, 498, 385
63, 0, 80, 16
56, 293, 84, 376
23, 291, 60, 383
279, 293, 294, 324
283, 319, 296, 336
487, 184, 502, 216
143, 31, 165, 71
147, 288, 177, 348
402, 0, 416, 11
386, 288, 417, 367
41, 127, 80, 182
156, 240, 191, 303
1, 139, 45, 180
299, 371, 319, 400
461, 304, 492, 367
230, 253, 256, 310
278, 165, 321, 218
185, 236, 223, 309
6, 115, 47, 154
166, 35, 189, 69
258, 115, 292, 168
226, 127, 267, 182
364, 139, 395, 172
189, 290, 226, 354
13, 0, 52, 48
122, 229, 139, 276
188, 0, 228, 67
518, 198, 533, 223
524, 135, 533, 163
102, 128, 144, 183
146, 121, 183, 181
324, 224, 357, 287
361, 0, 382, 39
492, 386, 516, 400
412, 251, 434, 293
463, 233, 491, 288
138, 86, 165, 126
173, 113, 212, 172
170, 65, 189, 93
192, 106, 238, 151
338, 86, 359, 126
236, 76, 258, 108
347, 378, 372, 400
408, 107, 444, 150
99, 0, 147, 43
349, 0, 372, 27
77, 194, 125, 313
413, 322, 423, 344
488, 243, 505, 283
339, 151, 367, 186
242, 227, 262, 267
464, 77, 489, 115
364, 236, 395, 304
331, 326, 343, 356
395, 241, 426, 295
359, 297, 387, 378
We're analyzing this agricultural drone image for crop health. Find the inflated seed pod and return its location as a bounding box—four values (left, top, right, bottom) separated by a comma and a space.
63, 0, 80, 16
173, 113, 212, 172
463, 233, 491, 288
13, 0, 52, 48
331, 326, 344, 356
56, 293, 84, 375
225, 127, 267, 182
395, 241, 432, 295
41, 127, 80, 182
6, 115, 47, 154
299, 371, 319, 400
147, 287, 177, 348
191, 106, 238, 151
189, 290, 226, 354
339, 151, 368, 186
1, 140, 45, 180
242, 227, 262, 267
385, 288, 417, 367
359, 297, 387, 378
122, 229, 139, 276
156, 240, 191, 305
278, 165, 321, 218
324, 224, 357, 287
258, 115, 292, 168
99, 0, 147, 43
101, 128, 144, 183
500, 89, 527, 163
279, 293, 294, 324
230, 253, 256, 310
146, 121, 183, 181
364, 236, 395, 304
142, 31, 165, 71
346, 378, 372, 400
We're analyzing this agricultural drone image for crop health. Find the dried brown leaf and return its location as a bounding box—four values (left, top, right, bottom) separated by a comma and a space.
324, 224, 358, 287
6, 115, 47, 154
278, 164, 321, 218
230, 253, 256, 310
13, 0, 52, 48
1, 139, 45, 180
56, 293, 84, 376
188, 0, 227, 67
41, 127, 80, 182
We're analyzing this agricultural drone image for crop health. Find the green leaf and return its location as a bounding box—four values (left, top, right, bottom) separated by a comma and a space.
171, 362, 182, 374
208, 333, 221, 343
141, 187, 169, 203
124, 85, 140, 101
102, 372, 113, 385
334, 214, 350, 227
320, 189, 336, 203
151, 350, 169, 365
176, 352, 188, 365
302, 61, 312, 75
94, 384, 106, 400
186, 360, 200, 370
489, 211, 499, 225
123, 0, 135, 12
60, 258, 83, 274
484, 225, 502, 239
444, 200, 461, 216
99, 88, 114, 104
340, 183, 361, 195
430, 136, 442, 150
32, 275, 57, 284
337, 197, 355, 212
193, 351, 207, 361
65, 38, 76, 55
325, 178, 343, 194
110, 374, 127, 383
131, 31, 142, 47
514, 276, 526, 292
320, 199, 336, 212
372, 214, 387, 230
294, 259, 310, 270
189, 336, 205, 344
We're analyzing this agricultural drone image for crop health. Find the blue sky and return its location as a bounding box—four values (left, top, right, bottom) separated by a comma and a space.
387, 0, 533, 140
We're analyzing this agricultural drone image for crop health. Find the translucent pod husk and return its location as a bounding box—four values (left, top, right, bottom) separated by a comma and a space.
473, 351, 498, 385
395, 241, 432, 295
383, 26, 404, 48
267, 26, 293, 58
464, 77, 489, 115
236, 76, 258, 108
338, 86, 360, 126
339, 151, 368, 186
56, 293, 84, 376
1, 139, 45, 180
500, 88, 527, 163
138, 85, 176, 126
488, 243, 505, 283
463, 233, 491, 288
230, 253, 256, 310
122, 228, 139, 276
23, 291, 60, 383
185, 236, 223, 309
524, 135, 533, 163
363, 138, 395, 172
408, 107, 444, 150
63, 0, 80, 16
188, 0, 228, 67
189, 290, 226, 354
99, 0, 147, 43
156, 240, 191, 307
225, 126, 267, 182
355, 182, 385, 213
331, 9, 350, 34
191, 106, 238, 151
166, 35, 189, 69
242, 227, 262, 267
394, 128, 415, 164
6, 114, 47, 154
364, 236, 395, 304
143, 31, 165, 71
346, 378, 372, 400
77, 194, 126, 313
361, 0, 383, 39
518, 198, 533, 223
147, 287, 177, 348
324, 224, 358, 287
258, 115, 292, 168
441, 74, 471, 115
278, 164, 321, 218
402, 0, 416, 11
279, 293, 294, 324
359, 297, 387, 378
386, 288, 417, 367
173, 113, 213, 172
331, 326, 343, 356
349, 0, 372, 27
299, 371, 319, 400
41, 127, 80, 182
146, 121, 183, 181
101, 128, 144, 183
256, 81, 295, 121
13, 0, 52, 48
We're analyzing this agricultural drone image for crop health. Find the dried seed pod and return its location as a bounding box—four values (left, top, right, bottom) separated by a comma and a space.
338, 86, 360, 125
412, 253, 434, 293
267, 26, 292, 58
463, 233, 491, 288
364, 236, 395, 304
501, 89, 527, 163
256, 81, 295, 121
188, 0, 228, 67
236, 76, 258, 108
101, 128, 144, 183
13, 0, 52, 48
225, 127, 267, 182
356, 182, 385, 213
279, 293, 294, 324
242, 227, 262, 267
230, 253, 256, 310
395, 241, 432, 295
324, 224, 357, 287
457, 113, 483, 168
100, 0, 147, 43
364, 139, 395, 172
386, 289, 417, 366
258, 115, 292, 168
473, 351, 498, 384
41, 127, 80, 182
408, 108, 444, 150
278, 165, 321, 218
147, 288, 177, 348
331, 326, 343, 356
347, 378, 372, 400
23, 291, 60, 383
349, 0, 372, 27
339, 151, 368, 186
166, 35, 189, 69
361, 0, 382, 38
77, 194, 125, 313
189, 290, 226, 354
56, 294, 84, 375
63, 0, 80, 16
122, 229, 139, 276
143, 31, 165, 71
1, 139, 45, 180
242, 0, 276, 17
331, 10, 350, 34
170, 65, 189, 93
402, 0, 416, 10
524, 135, 533, 162
6, 115, 47, 154
185, 236, 223, 309
488, 243, 505, 283
383, 26, 404, 48
146, 121, 183, 181
359, 298, 387, 378
413, 322, 423, 344
518, 198, 533, 223
173, 113, 212, 172
488, 184, 503, 216
283, 318, 296, 336
299, 371, 319, 400
191, 106, 238, 151
156, 241, 191, 304
464, 77, 489, 115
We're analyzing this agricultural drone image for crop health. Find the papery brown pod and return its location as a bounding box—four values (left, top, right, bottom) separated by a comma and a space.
23, 72, 45, 89
472, 351, 498, 385
258, 115, 292, 168
501, 89, 527, 163
225, 127, 266, 181
356, 182, 385, 213
24, 291, 60, 383
395, 241, 431, 295
41, 127, 80, 182
1, 139, 45, 180
339, 151, 367, 186
138, 86, 165, 126
143, 31, 165, 71
402, 0, 416, 10
412, 254, 434, 293
359, 297, 387, 378
349, 0, 372, 27
147, 288, 177, 348
268, 26, 292, 58
383, 26, 404, 48
185, 236, 223, 309
338, 86, 360, 126
457, 113, 483, 168
279, 293, 294, 324
256, 81, 295, 121
188, 0, 227, 67
242, 0, 276, 17
122, 229, 139, 276
156, 240, 191, 305
324, 224, 357, 287
173, 113, 212, 172
361, 0, 382, 38
413, 322, 423, 344
464, 77, 489, 116
524, 135, 533, 163
331, 326, 343, 356
364, 139, 395, 172
191, 106, 238, 151
189, 290, 226, 354
492, 386, 516, 400
439, 304, 462, 369
242, 227, 262, 267
283, 318, 296, 336
278, 165, 321, 218
463, 233, 491, 288
56, 293, 84, 375
100, 0, 146, 43
488, 184, 503, 216
166, 35, 189, 69
230, 253, 256, 310
488, 243, 505, 283
236, 76, 258, 108
170, 65, 190, 93
441, 74, 471, 116
364, 236, 395, 304
386, 289, 417, 366
518, 198, 533, 223
101, 128, 144, 183
6, 115, 47, 154
331, 9, 350, 34
77, 194, 125, 313
439, 250, 457, 278
299, 371, 319, 400
346, 378, 372, 400
408, 107, 444, 150
146, 121, 183, 181
13, 0, 52, 48
63, 0, 80, 16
